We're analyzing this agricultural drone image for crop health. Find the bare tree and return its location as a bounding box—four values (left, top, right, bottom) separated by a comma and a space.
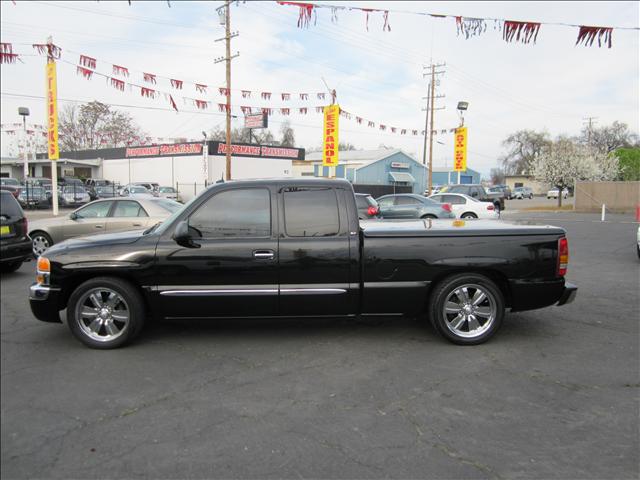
490, 167, 505, 185
58, 101, 146, 151
532, 137, 618, 207
581, 121, 638, 154
279, 120, 295, 147
500, 130, 552, 175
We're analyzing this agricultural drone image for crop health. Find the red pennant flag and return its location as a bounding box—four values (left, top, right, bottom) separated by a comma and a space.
169, 94, 178, 112
196, 83, 208, 93
280, 108, 290, 115
79, 55, 96, 69
0, 43, 12, 53
299, 107, 308, 114
262, 108, 272, 115
261, 92, 272, 100
112, 64, 129, 77
299, 93, 308, 100
76, 66, 94, 79
241, 90, 251, 98
195, 100, 209, 110
110, 78, 125, 91
576, 26, 613, 48
316, 106, 323, 113
241, 106, 252, 114
217, 103, 226, 112
503, 20, 541, 44
391, 127, 396, 133
380, 124, 386, 131
170, 79, 183, 90
0, 53, 18, 64
401, 129, 407, 135
141, 87, 155, 98
317, 92, 325, 100
281, 93, 291, 101
219, 87, 229, 96
143, 72, 157, 84
277, 1, 315, 28
356, 117, 363, 124
368, 121, 375, 128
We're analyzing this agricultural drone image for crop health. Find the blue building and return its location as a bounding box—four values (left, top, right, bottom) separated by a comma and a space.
431, 166, 482, 186
304, 149, 428, 194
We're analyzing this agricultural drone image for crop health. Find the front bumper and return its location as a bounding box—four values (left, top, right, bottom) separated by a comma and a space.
556, 282, 577, 306
29, 283, 62, 323
1, 238, 32, 263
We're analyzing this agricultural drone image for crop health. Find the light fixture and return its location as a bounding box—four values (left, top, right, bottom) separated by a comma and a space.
456, 101, 469, 111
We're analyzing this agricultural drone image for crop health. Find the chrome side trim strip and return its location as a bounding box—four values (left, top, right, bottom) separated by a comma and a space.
280, 288, 346, 295
363, 281, 430, 289
160, 289, 278, 297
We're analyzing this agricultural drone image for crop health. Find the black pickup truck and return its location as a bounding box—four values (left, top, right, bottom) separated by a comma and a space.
29, 178, 576, 349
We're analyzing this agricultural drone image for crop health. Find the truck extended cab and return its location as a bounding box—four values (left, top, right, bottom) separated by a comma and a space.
29, 179, 576, 349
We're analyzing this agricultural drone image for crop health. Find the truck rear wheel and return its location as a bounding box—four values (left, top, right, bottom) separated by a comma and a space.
67, 277, 145, 349
428, 273, 504, 345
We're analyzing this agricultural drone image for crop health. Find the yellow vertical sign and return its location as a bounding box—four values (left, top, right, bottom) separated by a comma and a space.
453, 127, 467, 172
322, 104, 339, 167
46, 62, 59, 160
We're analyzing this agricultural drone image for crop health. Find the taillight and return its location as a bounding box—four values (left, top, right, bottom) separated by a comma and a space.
442, 203, 452, 212
487, 204, 494, 210
22, 217, 28, 236
367, 206, 379, 216
557, 237, 569, 276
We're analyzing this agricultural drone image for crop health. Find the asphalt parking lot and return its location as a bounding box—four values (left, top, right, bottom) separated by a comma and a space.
1, 211, 638, 479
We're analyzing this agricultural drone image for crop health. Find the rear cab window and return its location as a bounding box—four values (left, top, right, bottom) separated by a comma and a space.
283, 187, 340, 237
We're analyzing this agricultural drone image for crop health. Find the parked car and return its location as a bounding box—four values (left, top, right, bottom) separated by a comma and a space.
490, 184, 513, 199
428, 193, 498, 219
58, 185, 91, 207
28, 178, 577, 349
547, 187, 569, 199
513, 186, 534, 199
85, 179, 113, 200
1, 177, 22, 198
120, 185, 155, 198
376, 194, 455, 219
59, 177, 84, 187
28, 197, 182, 257
355, 193, 380, 219
25, 177, 52, 187
442, 184, 505, 212
132, 182, 160, 193
157, 186, 180, 202
0, 177, 21, 188
0, 190, 31, 272
94, 185, 119, 199
18, 186, 48, 209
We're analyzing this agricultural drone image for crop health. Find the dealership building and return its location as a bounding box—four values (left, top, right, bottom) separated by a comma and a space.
15, 141, 305, 201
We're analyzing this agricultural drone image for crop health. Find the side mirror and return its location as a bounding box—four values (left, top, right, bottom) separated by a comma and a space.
69, 212, 78, 220
173, 220, 200, 248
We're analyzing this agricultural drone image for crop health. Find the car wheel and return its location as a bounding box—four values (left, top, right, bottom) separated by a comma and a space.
493, 203, 501, 213
461, 212, 477, 219
67, 277, 145, 349
529, 194, 533, 199
0, 260, 23, 273
428, 273, 504, 345
31, 231, 53, 257
422, 214, 437, 219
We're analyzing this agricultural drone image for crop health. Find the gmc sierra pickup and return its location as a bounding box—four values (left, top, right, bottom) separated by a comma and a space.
29, 178, 576, 349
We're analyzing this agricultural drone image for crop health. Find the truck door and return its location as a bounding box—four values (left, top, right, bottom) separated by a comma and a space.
277, 186, 355, 316
153, 186, 279, 318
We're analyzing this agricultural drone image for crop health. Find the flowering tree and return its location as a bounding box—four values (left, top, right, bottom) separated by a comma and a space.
532, 137, 618, 206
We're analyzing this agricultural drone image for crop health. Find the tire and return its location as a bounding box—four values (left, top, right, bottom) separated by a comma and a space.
428, 273, 505, 345
529, 194, 533, 199
422, 214, 437, 219
0, 260, 23, 273
493, 203, 501, 213
461, 212, 477, 219
66, 277, 145, 349
31, 231, 53, 257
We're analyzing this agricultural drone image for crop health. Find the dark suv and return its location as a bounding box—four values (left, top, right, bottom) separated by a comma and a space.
1, 190, 31, 272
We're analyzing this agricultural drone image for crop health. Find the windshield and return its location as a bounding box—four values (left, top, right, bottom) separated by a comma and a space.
130, 186, 148, 193
159, 187, 175, 193
96, 187, 114, 193
20, 187, 44, 195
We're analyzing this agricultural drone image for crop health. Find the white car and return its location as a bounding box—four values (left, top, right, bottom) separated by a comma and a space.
119, 185, 155, 198
547, 188, 569, 199
157, 186, 180, 202
428, 192, 499, 219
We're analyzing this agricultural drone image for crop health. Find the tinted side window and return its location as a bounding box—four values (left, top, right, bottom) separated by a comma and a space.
395, 196, 420, 205
446, 195, 465, 205
0, 192, 23, 218
377, 197, 394, 207
283, 188, 339, 237
113, 201, 148, 218
190, 188, 271, 238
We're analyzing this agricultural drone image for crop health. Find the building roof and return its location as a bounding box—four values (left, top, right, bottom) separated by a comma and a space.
305, 148, 403, 163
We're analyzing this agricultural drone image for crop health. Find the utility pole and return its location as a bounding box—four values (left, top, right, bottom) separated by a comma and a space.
215, 1, 239, 180
582, 116, 598, 146
422, 63, 445, 195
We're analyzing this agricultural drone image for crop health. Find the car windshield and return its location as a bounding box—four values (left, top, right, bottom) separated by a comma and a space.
1, 178, 20, 186
96, 187, 113, 193
63, 186, 86, 193
130, 186, 148, 193
159, 187, 175, 193
150, 198, 182, 213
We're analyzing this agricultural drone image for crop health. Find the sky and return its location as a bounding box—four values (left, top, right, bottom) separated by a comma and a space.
0, 0, 638, 178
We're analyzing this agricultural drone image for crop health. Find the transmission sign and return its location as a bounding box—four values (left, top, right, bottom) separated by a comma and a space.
322, 104, 339, 167
45, 62, 59, 160
453, 127, 467, 172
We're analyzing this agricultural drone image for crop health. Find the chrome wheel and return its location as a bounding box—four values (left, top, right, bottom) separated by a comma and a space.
32, 234, 51, 256
75, 288, 130, 342
442, 283, 497, 339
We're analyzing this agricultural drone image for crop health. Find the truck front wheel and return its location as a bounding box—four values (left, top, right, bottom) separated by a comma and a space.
428, 273, 504, 345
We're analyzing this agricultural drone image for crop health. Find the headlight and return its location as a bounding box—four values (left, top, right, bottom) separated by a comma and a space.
36, 256, 50, 285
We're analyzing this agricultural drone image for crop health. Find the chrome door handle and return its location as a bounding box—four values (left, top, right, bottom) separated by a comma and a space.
132, 223, 142, 227
253, 250, 275, 259
95, 225, 103, 229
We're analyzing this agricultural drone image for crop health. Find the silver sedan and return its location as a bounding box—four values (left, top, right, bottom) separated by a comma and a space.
28, 197, 182, 256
